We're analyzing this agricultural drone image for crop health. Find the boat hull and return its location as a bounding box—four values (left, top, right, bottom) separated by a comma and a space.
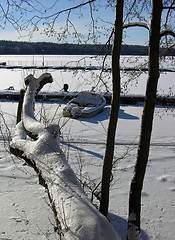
63, 92, 106, 118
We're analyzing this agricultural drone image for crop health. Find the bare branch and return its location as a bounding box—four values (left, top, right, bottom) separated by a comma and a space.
28, 0, 96, 23
160, 43, 175, 57
92, 29, 114, 92
163, 6, 175, 9
89, 1, 95, 38
124, 0, 137, 22
164, 0, 175, 29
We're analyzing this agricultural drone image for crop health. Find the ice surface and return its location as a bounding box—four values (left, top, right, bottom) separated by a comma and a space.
0, 55, 174, 95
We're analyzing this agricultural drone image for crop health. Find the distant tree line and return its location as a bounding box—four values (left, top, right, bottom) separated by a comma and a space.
0, 40, 174, 56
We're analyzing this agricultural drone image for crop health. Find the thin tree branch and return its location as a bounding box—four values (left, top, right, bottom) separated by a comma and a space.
160, 43, 175, 57
89, 1, 95, 38
28, 0, 96, 23
124, 0, 137, 22
163, 6, 175, 9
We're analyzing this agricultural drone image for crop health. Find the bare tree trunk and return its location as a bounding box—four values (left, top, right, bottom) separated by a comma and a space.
100, 0, 123, 217
127, 0, 163, 239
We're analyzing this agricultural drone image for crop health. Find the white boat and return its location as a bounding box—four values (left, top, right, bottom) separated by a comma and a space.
63, 91, 106, 118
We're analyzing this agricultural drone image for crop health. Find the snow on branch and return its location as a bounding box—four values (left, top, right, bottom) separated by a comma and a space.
123, 22, 175, 40
123, 22, 150, 31
10, 73, 119, 240
160, 29, 175, 38
23, 73, 53, 139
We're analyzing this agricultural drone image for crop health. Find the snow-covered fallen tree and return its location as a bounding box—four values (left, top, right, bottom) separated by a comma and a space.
10, 73, 120, 240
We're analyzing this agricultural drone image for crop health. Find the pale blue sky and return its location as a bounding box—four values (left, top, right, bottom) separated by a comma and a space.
0, 0, 150, 45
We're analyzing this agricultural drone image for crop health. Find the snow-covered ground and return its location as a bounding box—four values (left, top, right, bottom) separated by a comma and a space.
0, 55, 175, 240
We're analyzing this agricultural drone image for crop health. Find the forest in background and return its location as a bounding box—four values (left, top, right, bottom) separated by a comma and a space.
0, 40, 174, 56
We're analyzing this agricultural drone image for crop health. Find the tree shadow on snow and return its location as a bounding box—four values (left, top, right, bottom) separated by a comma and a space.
61, 142, 104, 160
119, 109, 139, 120
62, 106, 139, 159
77, 105, 139, 124
109, 213, 149, 240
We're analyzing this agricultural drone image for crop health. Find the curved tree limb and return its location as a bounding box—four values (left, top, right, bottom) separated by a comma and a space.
10, 73, 119, 240
22, 73, 53, 140
160, 29, 175, 38
123, 22, 150, 31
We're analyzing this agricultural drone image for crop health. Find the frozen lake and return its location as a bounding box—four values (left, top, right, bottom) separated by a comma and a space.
0, 55, 174, 96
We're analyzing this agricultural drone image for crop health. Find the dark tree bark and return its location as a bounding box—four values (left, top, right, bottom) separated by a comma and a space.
127, 0, 163, 239
99, 0, 123, 217
16, 89, 25, 124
